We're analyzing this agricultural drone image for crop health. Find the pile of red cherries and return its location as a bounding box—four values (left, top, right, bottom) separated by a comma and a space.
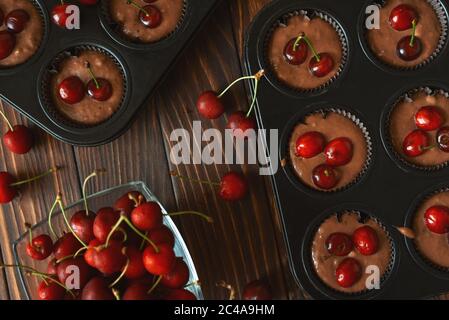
325, 225, 379, 288
295, 132, 354, 190
0, 8, 30, 60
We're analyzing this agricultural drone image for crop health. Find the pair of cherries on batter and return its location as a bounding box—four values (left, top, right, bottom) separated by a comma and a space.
326, 225, 379, 288
0, 8, 30, 60
295, 132, 354, 190
58, 62, 113, 104
402, 106, 449, 157
389, 4, 423, 61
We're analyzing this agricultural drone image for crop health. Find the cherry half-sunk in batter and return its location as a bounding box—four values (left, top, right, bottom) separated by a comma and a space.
126, 0, 162, 28
86, 62, 113, 101
389, 4, 419, 31
397, 19, 422, 61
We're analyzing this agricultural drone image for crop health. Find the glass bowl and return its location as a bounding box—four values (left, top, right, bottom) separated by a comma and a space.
12, 181, 203, 300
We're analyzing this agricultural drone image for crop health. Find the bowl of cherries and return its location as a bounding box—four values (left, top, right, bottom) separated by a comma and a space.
11, 177, 206, 300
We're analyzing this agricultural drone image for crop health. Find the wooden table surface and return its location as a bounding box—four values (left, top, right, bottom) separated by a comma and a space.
0, 0, 447, 300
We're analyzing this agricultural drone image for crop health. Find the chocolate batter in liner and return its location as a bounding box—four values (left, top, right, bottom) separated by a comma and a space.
409, 187, 449, 273
40, 45, 128, 128
286, 108, 372, 193
309, 211, 395, 295
0, 0, 46, 68
264, 9, 348, 93
385, 87, 449, 170
101, 0, 187, 45
363, 0, 448, 70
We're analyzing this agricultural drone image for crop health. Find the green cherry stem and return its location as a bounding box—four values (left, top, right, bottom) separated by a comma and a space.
109, 251, 130, 288
56, 193, 88, 248
112, 288, 120, 300
295, 32, 320, 61
147, 275, 162, 295
126, 0, 149, 16
165, 211, 213, 223
81, 169, 105, 216
0, 106, 14, 132
10, 167, 58, 187
410, 19, 417, 47
170, 170, 220, 187
47, 194, 61, 238
85, 62, 100, 89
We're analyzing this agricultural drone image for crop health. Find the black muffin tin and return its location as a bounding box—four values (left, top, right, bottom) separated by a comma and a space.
0, 0, 220, 146
244, 0, 449, 299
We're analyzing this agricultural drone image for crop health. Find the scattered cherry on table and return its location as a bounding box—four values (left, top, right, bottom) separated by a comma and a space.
51, 2, 72, 29
242, 279, 273, 300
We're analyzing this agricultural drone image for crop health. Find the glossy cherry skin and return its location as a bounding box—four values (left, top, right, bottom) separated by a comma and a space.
47, 258, 58, 275
424, 205, 449, 234
335, 258, 362, 288
165, 288, 197, 300
123, 282, 153, 300
26, 234, 53, 260
309, 53, 334, 78
124, 246, 147, 280
415, 106, 443, 131
70, 210, 96, 244
78, 0, 99, 5
139, 5, 162, 28
284, 38, 308, 65
84, 238, 102, 268
389, 4, 418, 31
226, 111, 257, 138
81, 277, 114, 300
3, 125, 34, 155
437, 126, 449, 152
161, 258, 189, 289
142, 243, 176, 276
51, 4, 71, 28
0, 172, 17, 203
93, 207, 121, 242
219, 171, 248, 201
243, 280, 273, 300
53, 233, 83, 261
352, 226, 379, 256
57, 257, 92, 289
325, 233, 353, 256
87, 78, 113, 101
295, 131, 325, 158
402, 129, 430, 157
397, 36, 423, 61
324, 137, 353, 167
5, 9, 30, 33
58, 76, 85, 104
38, 279, 66, 300
114, 191, 146, 216
312, 164, 338, 190
149, 225, 175, 247
197, 91, 225, 119
95, 240, 126, 275
131, 201, 163, 231
0, 31, 16, 60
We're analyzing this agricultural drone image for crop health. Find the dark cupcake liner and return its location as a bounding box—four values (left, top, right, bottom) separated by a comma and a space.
406, 186, 449, 277
283, 107, 373, 194
304, 209, 397, 298
39, 45, 128, 129
361, 0, 448, 71
383, 86, 449, 172
99, 0, 188, 49
263, 9, 349, 95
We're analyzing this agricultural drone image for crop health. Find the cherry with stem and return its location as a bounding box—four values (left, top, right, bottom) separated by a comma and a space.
85, 62, 113, 101
397, 19, 422, 61
0, 101, 34, 154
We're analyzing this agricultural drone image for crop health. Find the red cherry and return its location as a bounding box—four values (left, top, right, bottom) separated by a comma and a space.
352, 226, 379, 256
424, 206, 449, 234
196, 91, 225, 119
114, 191, 146, 216
325, 233, 353, 256
283, 38, 308, 65
324, 137, 353, 167
26, 234, 53, 260
295, 131, 325, 158
123, 282, 153, 300
309, 53, 334, 78
51, 4, 71, 28
78, 0, 99, 5
312, 164, 338, 190
84, 238, 102, 268
437, 126, 449, 152
53, 233, 83, 261
70, 211, 96, 244
165, 288, 197, 300
81, 277, 114, 300
243, 280, 272, 300
389, 4, 418, 31
0, 172, 16, 203
93, 207, 121, 242
226, 111, 257, 137
95, 241, 126, 275
397, 36, 423, 61
56, 257, 92, 289
87, 79, 113, 101
38, 279, 66, 300
219, 171, 249, 201
58, 76, 85, 105
402, 129, 430, 157
124, 246, 147, 280
0, 30, 16, 60
3, 125, 34, 155
149, 225, 175, 247
5, 9, 30, 34
335, 258, 362, 288
161, 258, 189, 289
414, 106, 443, 131
142, 243, 176, 276
139, 5, 162, 28
131, 201, 163, 231
47, 258, 58, 275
